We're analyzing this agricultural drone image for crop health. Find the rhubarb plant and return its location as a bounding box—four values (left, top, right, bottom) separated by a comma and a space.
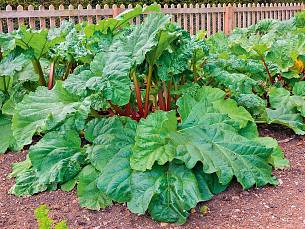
0, 5, 159, 154
7, 8, 290, 225
203, 11, 305, 133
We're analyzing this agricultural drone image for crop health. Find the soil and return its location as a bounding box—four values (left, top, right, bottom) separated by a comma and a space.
0, 124, 305, 229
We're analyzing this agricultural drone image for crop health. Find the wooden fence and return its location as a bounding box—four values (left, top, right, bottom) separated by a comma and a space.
0, 3, 304, 35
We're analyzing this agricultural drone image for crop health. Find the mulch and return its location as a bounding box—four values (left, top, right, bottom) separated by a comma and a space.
0, 124, 305, 229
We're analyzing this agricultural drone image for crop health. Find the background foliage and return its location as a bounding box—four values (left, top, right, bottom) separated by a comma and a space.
0, 0, 303, 10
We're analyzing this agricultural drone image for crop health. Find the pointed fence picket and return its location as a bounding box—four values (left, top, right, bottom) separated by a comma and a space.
0, 3, 304, 35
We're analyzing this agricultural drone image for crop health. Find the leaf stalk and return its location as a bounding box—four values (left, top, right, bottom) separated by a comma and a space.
32, 58, 46, 86
144, 64, 153, 117
132, 70, 144, 116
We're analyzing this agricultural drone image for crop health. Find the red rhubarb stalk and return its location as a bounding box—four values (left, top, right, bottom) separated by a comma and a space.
260, 55, 274, 84
144, 65, 153, 117
158, 89, 165, 111
48, 62, 55, 90
132, 70, 144, 116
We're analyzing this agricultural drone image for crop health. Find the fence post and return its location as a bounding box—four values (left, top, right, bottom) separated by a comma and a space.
224, 4, 235, 35
301, 3, 305, 10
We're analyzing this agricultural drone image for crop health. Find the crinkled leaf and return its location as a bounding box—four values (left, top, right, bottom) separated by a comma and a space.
96, 147, 133, 203
266, 87, 305, 134
77, 165, 112, 210
157, 31, 193, 80
15, 26, 63, 59
0, 54, 28, 77
9, 168, 48, 197
130, 111, 177, 171
177, 86, 253, 129
12, 81, 89, 149
293, 81, 305, 96
29, 130, 85, 184
63, 70, 94, 97
193, 164, 228, 199
87, 14, 170, 106
256, 137, 289, 169
234, 93, 267, 118
9, 155, 31, 178
60, 178, 77, 192
128, 163, 204, 224
212, 99, 254, 128
14, 58, 49, 82
174, 87, 278, 189
85, 117, 136, 202
171, 125, 277, 189
0, 115, 16, 154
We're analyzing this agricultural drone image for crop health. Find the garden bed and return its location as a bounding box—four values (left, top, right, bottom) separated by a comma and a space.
1, 125, 304, 229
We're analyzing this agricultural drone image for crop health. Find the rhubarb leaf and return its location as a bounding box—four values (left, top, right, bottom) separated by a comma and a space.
0, 115, 16, 154
85, 117, 136, 202
29, 130, 85, 184
130, 111, 177, 171
77, 165, 112, 210
266, 87, 305, 134
12, 81, 89, 149
128, 163, 204, 224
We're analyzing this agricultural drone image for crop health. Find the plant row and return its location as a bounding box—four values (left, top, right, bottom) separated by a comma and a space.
1, 5, 304, 224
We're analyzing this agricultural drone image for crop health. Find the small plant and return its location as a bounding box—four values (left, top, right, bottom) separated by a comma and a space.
34, 204, 68, 229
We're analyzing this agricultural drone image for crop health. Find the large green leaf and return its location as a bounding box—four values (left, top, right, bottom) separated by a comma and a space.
171, 125, 277, 189
112, 4, 161, 31
73, 14, 171, 106
83, 4, 160, 37
14, 58, 49, 82
128, 163, 204, 224
0, 54, 28, 77
85, 117, 137, 202
96, 147, 133, 203
256, 137, 289, 169
85, 117, 136, 170
15, 26, 63, 59
173, 87, 278, 188
266, 39, 296, 72
266, 87, 305, 134
193, 164, 228, 199
29, 130, 85, 184
0, 32, 15, 52
63, 70, 94, 97
9, 168, 49, 197
177, 86, 253, 129
0, 115, 16, 154
130, 111, 177, 171
146, 28, 179, 66
293, 81, 305, 96
157, 31, 200, 80
12, 81, 89, 149
9, 155, 31, 178
77, 165, 112, 210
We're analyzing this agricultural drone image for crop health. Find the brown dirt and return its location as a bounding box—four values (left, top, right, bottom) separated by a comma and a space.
0, 125, 305, 229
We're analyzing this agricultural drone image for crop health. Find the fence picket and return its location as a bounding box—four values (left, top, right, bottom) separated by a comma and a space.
28, 5, 35, 29
177, 4, 182, 27
48, 5, 56, 28
39, 5, 46, 28
183, 4, 188, 31
6, 5, 14, 32
206, 4, 211, 36
200, 4, 206, 31
87, 5, 93, 23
